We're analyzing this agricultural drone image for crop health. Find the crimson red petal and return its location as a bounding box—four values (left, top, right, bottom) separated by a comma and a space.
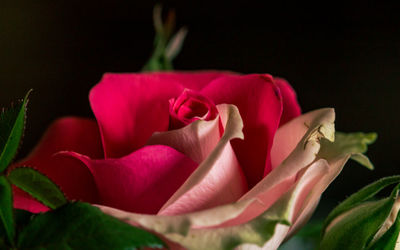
201, 74, 283, 186
275, 77, 301, 126
64, 145, 198, 214
13, 186, 49, 213
89, 72, 230, 158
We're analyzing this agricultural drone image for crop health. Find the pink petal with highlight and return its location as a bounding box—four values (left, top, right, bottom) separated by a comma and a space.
270, 108, 335, 170
147, 115, 220, 164
249, 160, 329, 250
287, 157, 349, 237
65, 145, 198, 214
159, 104, 248, 215
220, 109, 335, 226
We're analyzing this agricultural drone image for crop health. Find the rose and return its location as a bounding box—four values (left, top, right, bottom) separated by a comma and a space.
12, 72, 370, 249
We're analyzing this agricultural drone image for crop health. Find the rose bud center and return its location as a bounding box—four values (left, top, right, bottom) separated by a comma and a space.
169, 89, 218, 129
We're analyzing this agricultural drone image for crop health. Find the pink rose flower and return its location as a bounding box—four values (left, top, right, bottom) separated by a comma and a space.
13, 72, 349, 249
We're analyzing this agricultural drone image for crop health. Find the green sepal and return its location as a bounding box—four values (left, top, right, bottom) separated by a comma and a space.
279, 220, 323, 250
8, 167, 67, 209
142, 4, 187, 71
17, 202, 165, 249
0, 175, 15, 247
319, 182, 400, 250
368, 208, 400, 250
323, 175, 400, 233
0, 90, 31, 173
319, 131, 377, 170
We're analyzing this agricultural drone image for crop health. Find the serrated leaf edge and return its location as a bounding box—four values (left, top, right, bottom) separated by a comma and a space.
8, 166, 68, 209
0, 90, 32, 173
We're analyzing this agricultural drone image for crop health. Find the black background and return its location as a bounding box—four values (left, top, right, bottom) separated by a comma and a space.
1, 1, 399, 201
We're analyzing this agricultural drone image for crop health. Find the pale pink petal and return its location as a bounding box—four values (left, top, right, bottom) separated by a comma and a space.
218, 109, 335, 226
12, 117, 103, 212
147, 115, 220, 164
270, 108, 335, 170
201, 74, 283, 186
64, 145, 198, 214
286, 156, 349, 237
97, 198, 256, 235
162, 159, 329, 250
236, 159, 329, 250
158, 104, 248, 215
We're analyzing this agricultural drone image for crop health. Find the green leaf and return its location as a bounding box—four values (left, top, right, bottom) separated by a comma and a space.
323, 175, 400, 233
319, 183, 400, 250
319, 131, 377, 170
8, 167, 67, 209
0, 176, 15, 246
14, 209, 34, 239
368, 207, 400, 250
17, 202, 165, 249
0, 90, 31, 172
296, 220, 324, 238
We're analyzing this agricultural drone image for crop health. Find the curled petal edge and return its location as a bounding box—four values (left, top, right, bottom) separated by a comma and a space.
158, 104, 248, 215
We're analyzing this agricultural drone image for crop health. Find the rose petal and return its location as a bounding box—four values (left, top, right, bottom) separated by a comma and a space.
201, 74, 283, 186
96, 198, 256, 236
64, 145, 198, 214
270, 108, 335, 170
220, 108, 335, 225
90, 72, 229, 158
99, 160, 328, 250
169, 89, 218, 129
147, 114, 220, 164
97, 109, 337, 249
158, 104, 248, 215
12, 117, 103, 212
152, 71, 234, 91
235, 160, 329, 250
166, 159, 329, 250
286, 157, 347, 238
13, 186, 49, 213
274, 77, 301, 126
288, 131, 376, 237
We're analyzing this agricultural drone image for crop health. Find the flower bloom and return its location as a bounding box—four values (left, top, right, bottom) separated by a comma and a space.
12, 72, 369, 249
